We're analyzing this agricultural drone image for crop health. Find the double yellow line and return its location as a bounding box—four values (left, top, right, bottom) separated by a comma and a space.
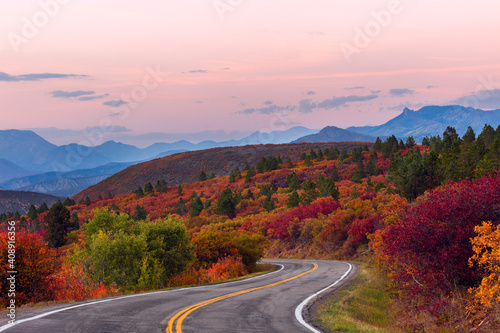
166, 262, 318, 333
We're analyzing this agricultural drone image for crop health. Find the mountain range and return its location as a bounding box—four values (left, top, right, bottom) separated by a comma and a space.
347, 105, 500, 141
2, 105, 500, 198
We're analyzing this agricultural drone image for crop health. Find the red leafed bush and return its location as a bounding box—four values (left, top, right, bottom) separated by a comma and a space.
262, 198, 340, 241
379, 177, 500, 297
0, 230, 61, 306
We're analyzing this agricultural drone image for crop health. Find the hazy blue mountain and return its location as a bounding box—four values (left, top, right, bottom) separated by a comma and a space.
92, 140, 149, 162
0, 158, 34, 182
347, 106, 500, 141
293, 126, 377, 143
0, 162, 134, 196
0, 129, 57, 170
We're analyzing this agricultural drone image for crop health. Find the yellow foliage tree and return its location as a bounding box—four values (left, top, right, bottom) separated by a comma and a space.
470, 221, 500, 306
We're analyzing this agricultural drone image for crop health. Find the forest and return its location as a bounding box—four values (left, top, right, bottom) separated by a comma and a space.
1, 124, 500, 331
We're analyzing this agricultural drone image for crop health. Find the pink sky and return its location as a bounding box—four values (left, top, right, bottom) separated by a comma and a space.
1, 0, 500, 145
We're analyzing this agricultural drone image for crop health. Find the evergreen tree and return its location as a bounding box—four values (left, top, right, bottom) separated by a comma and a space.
229, 174, 236, 183
84, 196, 91, 206
198, 171, 207, 182
144, 182, 154, 194
245, 167, 255, 183
287, 190, 301, 208
69, 212, 80, 231
286, 172, 301, 191
132, 205, 147, 221
45, 202, 71, 248
190, 196, 204, 218
339, 149, 348, 161
263, 194, 275, 212
443, 126, 460, 149
245, 189, 254, 200
421, 136, 430, 146
374, 137, 383, 151
462, 126, 476, 144
155, 179, 168, 193
209, 173, 216, 179
216, 188, 236, 218
478, 124, 496, 145
134, 186, 144, 198
405, 136, 416, 148
304, 155, 313, 166
176, 198, 187, 215
62, 197, 75, 206
350, 160, 364, 183
37, 202, 48, 214
301, 181, 318, 205
177, 184, 183, 196
331, 164, 340, 181
27, 204, 38, 220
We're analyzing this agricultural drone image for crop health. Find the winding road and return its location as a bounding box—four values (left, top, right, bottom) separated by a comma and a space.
0, 259, 355, 333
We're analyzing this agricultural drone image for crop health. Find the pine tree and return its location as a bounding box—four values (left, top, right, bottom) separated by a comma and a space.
37, 202, 48, 214
462, 126, 476, 144
198, 171, 207, 182
263, 194, 275, 212
245, 189, 254, 200
190, 196, 204, 218
132, 205, 147, 221
216, 188, 236, 218
69, 212, 80, 231
45, 202, 71, 248
144, 182, 154, 194
287, 190, 300, 208
286, 172, 301, 191
27, 204, 38, 220
176, 198, 187, 215
177, 184, 183, 196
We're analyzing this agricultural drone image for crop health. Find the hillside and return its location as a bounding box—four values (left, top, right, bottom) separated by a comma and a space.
0, 158, 33, 182
293, 126, 377, 143
74, 141, 372, 201
0, 190, 62, 214
347, 105, 500, 140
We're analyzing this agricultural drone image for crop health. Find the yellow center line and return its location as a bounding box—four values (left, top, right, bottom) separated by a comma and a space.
166, 262, 318, 333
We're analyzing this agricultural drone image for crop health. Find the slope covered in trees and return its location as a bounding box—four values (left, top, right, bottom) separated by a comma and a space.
74, 141, 372, 201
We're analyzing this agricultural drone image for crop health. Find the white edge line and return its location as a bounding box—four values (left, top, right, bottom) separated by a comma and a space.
295, 262, 353, 333
0, 263, 285, 332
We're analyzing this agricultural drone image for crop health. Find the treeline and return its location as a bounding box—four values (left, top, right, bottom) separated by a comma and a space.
387, 124, 500, 200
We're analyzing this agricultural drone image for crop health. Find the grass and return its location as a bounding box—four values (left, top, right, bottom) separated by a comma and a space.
316, 263, 402, 333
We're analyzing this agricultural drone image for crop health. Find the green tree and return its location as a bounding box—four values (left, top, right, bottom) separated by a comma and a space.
176, 198, 187, 215
217, 188, 236, 218
462, 126, 476, 144
198, 171, 207, 182
69, 212, 80, 231
190, 196, 204, 218
27, 204, 38, 221
301, 181, 318, 205
177, 184, 183, 196
287, 190, 301, 208
144, 182, 154, 194
263, 194, 275, 212
37, 202, 49, 214
132, 205, 147, 221
45, 202, 71, 248
286, 172, 301, 191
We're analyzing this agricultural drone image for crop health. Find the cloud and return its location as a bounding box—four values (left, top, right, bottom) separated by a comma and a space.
50, 90, 95, 98
264, 100, 273, 105
345, 86, 365, 90
103, 100, 128, 107
239, 94, 378, 115
427, 85, 439, 89
315, 94, 378, 110
298, 99, 316, 113
195, 100, 204, 104
306, 91, 316, 95
451, 89, 500, 110
78, 94, 109, 101
371, 90, 382, 94
389, 88, 416, 96
188, 69, 207, 73
238, 103, 296, 115
0, 72, 88, 82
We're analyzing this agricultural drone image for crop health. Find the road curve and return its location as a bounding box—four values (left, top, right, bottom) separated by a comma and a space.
0, 259, 355, 333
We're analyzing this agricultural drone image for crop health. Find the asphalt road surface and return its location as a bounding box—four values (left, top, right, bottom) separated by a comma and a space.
0, 259, 355, 333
